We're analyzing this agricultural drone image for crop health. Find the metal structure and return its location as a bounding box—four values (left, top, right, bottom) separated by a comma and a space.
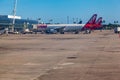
12, 0, 17, 32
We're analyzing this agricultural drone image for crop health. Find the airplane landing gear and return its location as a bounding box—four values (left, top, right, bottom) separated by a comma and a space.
85, 29, 91, 34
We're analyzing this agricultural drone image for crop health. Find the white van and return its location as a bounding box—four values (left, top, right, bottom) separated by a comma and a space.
114, 27, 120, 33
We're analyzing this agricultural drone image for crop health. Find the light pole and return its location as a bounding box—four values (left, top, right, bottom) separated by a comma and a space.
67, 16, 69, 24
12, 0, 17, 32
38, 18, 41, 24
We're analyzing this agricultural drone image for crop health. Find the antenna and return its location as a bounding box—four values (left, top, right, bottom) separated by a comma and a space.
12, 0, 17, 32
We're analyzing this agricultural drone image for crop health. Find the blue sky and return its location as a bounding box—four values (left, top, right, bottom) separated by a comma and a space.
0, 0, 120, 24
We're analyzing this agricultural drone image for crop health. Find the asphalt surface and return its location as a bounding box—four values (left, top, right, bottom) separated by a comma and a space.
0, 30, 120, 80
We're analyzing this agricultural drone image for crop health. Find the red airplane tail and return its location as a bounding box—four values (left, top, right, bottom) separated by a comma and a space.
95, 17, 102, 28
84, 14, 97, 29
82, 14, 102, 30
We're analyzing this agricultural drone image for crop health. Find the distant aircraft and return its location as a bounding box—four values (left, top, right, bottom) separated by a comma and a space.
37, 14, 102, 34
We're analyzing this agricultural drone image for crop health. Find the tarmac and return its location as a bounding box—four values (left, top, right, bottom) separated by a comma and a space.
0, 30, 120, 80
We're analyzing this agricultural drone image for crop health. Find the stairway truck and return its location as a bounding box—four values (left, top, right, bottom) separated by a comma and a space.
114, 27, 120, 33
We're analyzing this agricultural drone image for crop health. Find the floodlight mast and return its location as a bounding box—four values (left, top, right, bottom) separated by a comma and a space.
12, 0, 17, 32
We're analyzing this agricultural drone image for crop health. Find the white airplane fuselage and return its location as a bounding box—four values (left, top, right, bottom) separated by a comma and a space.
47, 24, 85, 33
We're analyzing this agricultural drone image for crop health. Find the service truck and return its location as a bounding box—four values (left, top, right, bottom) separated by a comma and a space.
114, 27, 120, 33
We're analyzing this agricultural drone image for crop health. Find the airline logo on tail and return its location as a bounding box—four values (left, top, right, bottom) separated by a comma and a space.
83, 14, 102, 30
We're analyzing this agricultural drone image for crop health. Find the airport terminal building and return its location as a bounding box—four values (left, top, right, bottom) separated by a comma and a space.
0, 15, 38, 32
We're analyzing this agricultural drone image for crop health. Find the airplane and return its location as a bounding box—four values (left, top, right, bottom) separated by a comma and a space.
37, 14, 102, 34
